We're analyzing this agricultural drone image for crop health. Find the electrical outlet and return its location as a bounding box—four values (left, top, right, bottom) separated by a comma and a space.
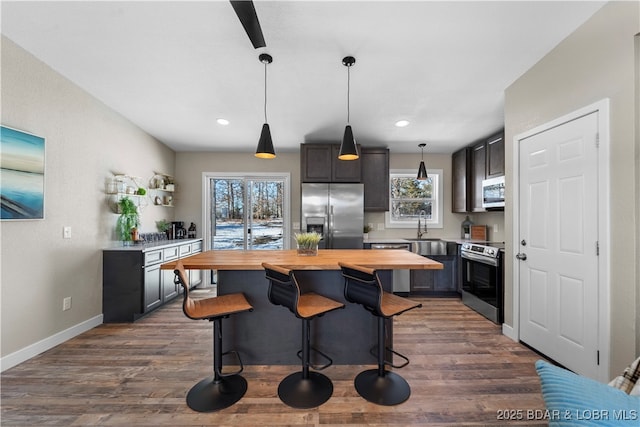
377, 223, 384, 231
493, 224, 499, 232
63, 226, 72, 239
63, 297, 72, 311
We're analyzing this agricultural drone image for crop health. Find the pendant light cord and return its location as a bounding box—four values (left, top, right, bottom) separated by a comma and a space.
264, 61, 268, 123
346, 65, 351, 124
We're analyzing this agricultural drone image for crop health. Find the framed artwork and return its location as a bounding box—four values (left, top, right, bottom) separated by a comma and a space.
0, 126, 45, 220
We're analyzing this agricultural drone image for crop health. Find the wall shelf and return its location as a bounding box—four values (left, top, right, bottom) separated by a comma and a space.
105, 174, 149, 213
148, 172, 175, 207
105, 173, 176, 212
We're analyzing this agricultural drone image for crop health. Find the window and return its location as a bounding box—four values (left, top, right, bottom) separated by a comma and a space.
385, 169, 443, 229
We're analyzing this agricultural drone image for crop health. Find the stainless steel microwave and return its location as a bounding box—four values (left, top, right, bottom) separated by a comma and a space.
482, 176, 505, 209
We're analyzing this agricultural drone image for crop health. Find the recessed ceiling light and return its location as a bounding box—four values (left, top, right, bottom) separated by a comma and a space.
216, 118, 230, 126
395, 120, 410, 128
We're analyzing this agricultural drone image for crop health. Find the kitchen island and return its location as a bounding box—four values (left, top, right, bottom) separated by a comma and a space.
161, 249, 441, 364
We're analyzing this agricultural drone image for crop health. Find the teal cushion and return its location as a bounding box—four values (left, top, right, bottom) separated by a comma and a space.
535, 360, 640, 426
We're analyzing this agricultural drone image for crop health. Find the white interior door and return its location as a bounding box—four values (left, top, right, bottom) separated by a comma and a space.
518, 111, 600, 378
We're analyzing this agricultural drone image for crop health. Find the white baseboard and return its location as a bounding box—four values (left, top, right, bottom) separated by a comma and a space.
502, 323, 518, 341
0, 314, 103, 372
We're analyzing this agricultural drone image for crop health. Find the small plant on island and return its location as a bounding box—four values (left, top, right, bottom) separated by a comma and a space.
294, 232, 322, 256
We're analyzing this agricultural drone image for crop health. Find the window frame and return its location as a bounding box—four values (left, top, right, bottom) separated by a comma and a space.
384, 168, 444, 229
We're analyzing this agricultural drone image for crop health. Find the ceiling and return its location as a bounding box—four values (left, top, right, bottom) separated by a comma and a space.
1, 1, 605, 154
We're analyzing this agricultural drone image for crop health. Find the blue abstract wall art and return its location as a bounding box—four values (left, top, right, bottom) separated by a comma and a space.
1, 126, 45, 220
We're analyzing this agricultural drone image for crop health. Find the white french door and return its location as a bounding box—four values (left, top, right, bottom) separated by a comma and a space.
515, 101, 610, 381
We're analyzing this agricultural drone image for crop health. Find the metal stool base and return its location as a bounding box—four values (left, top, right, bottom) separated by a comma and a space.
278, 371, 333, 409
186, 374, 247, 412
354, 369, 411, 406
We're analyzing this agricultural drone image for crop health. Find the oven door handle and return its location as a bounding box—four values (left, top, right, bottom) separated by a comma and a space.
461, 251, 499, 267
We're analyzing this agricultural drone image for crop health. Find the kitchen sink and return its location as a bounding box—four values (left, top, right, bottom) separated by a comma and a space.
406, 238, 449, 256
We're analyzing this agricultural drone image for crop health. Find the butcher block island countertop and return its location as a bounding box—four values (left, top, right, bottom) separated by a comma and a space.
160, 248, 443, 271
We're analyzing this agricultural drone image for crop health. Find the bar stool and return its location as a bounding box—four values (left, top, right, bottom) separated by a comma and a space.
339, 262, 422, 406
173, 261, 253, 412
262, 262, 345, 409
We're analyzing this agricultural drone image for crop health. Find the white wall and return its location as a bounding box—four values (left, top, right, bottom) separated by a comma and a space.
504, 1, 639, 373
0, 36, 175, 366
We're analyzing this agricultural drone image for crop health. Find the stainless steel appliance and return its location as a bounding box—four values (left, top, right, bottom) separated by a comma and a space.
482, 176, 505, 210
460, 242, 504, 323
171, 221, 186, 239
301, 183, 363, 249
370, 242, 411, 295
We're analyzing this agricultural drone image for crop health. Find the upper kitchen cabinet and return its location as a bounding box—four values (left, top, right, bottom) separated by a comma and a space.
301, 143, 362, 183
471, 140, 487, 212
451, 147, 471, 213
486, 133, 505, 178
452, 129, 504, 213
361, 147, 389, 211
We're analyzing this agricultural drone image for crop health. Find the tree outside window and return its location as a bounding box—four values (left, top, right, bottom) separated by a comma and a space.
386, 169, 444, 229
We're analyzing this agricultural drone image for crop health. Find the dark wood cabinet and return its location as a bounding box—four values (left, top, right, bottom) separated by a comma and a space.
301, 143, 361, 183
452, 129, 504, 213
486, 133, 505, 178
102, 239, 202, 322
471, 141, 487, 212
361, 147, 389, 211
451, 147, 471, 213
410, 255, 458, 295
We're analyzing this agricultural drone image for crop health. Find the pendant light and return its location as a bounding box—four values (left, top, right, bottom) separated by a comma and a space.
417, 143, 428, 180
338, 56, 359, 160
255, 53, 276, 159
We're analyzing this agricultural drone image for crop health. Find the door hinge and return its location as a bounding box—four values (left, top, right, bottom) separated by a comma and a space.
597, 350, 600, 365
596, 241, 600, 256
595, 132, 599, 148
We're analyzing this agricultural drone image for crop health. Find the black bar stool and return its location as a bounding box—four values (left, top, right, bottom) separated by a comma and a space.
262, 262, 345, 409
174, 261, 253, 412
339, 262, 422, 406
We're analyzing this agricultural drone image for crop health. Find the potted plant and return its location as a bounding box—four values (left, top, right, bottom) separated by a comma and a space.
294, 232, 322, 256
156, 219, 171, 239
116, 197, 140, 244
363, 224, 372, 240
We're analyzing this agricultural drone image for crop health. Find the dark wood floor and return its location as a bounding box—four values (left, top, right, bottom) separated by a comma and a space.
1, 293, 548, 426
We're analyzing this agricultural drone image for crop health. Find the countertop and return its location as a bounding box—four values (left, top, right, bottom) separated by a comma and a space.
103, 238, 202, 252
160, 248, 443, 271
364, 237, 504, 245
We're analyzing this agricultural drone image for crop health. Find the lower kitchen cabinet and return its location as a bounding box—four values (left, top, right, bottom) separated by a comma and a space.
144, 263, 163, 312
103, 238, 202, 322
410, 255, 458, 295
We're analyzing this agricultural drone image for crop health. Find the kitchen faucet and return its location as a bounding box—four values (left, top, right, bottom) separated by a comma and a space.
417, 210, 428, 239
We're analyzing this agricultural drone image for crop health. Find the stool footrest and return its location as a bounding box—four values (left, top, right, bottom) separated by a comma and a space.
297, 346, 333, 371
215, 350, 244, 377
369, 345, 410, 369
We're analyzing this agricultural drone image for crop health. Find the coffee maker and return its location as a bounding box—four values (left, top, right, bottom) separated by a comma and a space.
172, 221, 186, 239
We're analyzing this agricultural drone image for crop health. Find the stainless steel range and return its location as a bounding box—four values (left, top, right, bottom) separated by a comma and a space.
460, 242, 504, 324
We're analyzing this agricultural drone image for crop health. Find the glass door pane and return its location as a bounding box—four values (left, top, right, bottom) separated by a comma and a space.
248, 180, 284, 250
211, 178, 245, 250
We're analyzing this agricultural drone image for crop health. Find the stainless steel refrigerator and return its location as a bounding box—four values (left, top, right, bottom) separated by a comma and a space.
301, 183, 364, 249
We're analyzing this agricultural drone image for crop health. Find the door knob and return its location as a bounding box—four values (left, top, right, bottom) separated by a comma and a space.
516, 253, 527, 260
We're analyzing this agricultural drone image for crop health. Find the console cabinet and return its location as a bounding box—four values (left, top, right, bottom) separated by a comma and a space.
103, 238, 202, 322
